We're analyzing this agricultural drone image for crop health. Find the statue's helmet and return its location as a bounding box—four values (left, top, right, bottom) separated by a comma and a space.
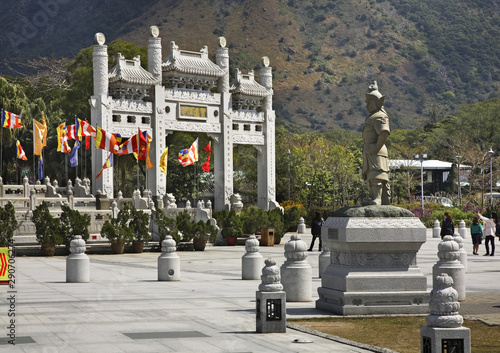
366, 81, 385, 107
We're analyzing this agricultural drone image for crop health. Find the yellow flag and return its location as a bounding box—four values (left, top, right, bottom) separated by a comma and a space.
160, 147, 168, 175
146, 133, 154, 169
56, 123, 65, 152
34, 118, 46, 155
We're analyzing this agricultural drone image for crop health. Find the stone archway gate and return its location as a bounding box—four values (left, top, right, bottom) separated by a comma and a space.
90, 27, 277, 211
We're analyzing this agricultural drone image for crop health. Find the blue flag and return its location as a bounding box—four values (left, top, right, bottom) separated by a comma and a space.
70, 141, 80, 167
37, 156, 43, 181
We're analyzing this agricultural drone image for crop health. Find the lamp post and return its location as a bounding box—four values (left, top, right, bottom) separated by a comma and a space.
488, 148, 494, 208
456, 155, 462, 205
415, 154, 427, 211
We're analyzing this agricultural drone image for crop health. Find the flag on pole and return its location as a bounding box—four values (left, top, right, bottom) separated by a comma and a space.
37, 156, 43, 180
1, 109, 23, 129
16, 140, 27, 161
57, 123, 71, 152
34, 117, 47, 155
96, 153, 113, 178
178, 138, 198, 167
145, 131, 153, 169
136, 128, 148, 161
160, 147, 168, 175
202, 142, 211, 172
70, 141, 80, 167
95, 126, 119, 154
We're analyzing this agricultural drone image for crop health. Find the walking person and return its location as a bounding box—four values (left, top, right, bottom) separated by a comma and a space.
478, 212, 497, 256
440, 213, 454, 239
308, 212, 324, 251
470, 216, 483, 255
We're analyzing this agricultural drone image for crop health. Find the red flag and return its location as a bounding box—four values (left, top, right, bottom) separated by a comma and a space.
95, 126, 119, 154
16, 140, 27, 161
136, 128, 148, 161
202, 142, 211, 172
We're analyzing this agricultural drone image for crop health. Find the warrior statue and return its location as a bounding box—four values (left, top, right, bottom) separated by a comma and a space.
362, 81, 390, 205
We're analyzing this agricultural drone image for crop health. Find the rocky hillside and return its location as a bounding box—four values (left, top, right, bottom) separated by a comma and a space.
1, 0, 499, 133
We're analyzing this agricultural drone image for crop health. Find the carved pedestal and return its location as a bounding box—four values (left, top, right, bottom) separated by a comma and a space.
316, 215, 429, 315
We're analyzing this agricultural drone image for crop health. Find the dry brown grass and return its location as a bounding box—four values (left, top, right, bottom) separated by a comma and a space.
290, 317, 499, 353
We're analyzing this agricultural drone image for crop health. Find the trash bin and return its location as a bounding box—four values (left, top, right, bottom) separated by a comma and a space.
260, 228, 274, 246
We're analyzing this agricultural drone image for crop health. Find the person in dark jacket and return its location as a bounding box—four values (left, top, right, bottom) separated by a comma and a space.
440, 213, 454, 239
308, 212, 324, 251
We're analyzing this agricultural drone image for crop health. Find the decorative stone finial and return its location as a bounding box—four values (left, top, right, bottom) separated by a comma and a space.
70, 235, 86, 255
426, 273, 463, 328
150, 25, 159, 37
437, 235, 460, 262
161, 235, 177, 253
95, 32, 106, 45
245, 235, 260, 254
262, 56, 270, 67
259, 258, 283, 292
284, 234, 308, 261
218, 36, 227, 48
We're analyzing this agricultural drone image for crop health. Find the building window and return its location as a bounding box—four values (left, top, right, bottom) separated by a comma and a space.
256, 125, 263, 132
127, 116, 136, 123
244, 124, 251, 131
142, 116, 150, 124
112, 115, 121, 122
232, 123, 239, 130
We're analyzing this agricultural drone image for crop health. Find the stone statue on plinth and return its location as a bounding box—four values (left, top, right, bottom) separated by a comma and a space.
362, 81, 390, 205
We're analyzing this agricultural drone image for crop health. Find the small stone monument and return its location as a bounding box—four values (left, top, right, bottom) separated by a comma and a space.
280, 234, 311, 302
158, 235, 180, 281
297, 217, 306, 233
420, 273, 471, 353
433, 235, 465, 301
242, 235, 263, 280
256, 258, 286, 333
453, 233, 467, 273
318, 228, 330, 278
458, 220, 467, 239
66, 235, 90, 283
433, 219, 441, 238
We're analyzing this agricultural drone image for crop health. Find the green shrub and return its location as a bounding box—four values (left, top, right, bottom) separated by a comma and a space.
0, 202, 18, 246
60, 204, 90, 244
32, 202, 64, 245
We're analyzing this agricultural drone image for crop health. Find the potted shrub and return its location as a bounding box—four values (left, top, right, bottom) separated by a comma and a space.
266, 208, 285, 245
32, 202, 64, 256
59, 204, 90, 252
241, 205, 268, 235
100, 204, 133, 254
129, 206, 151, 253
0, 202, 18, 247
176, 210, 195, 242
221, 210, 243, 246
192, 220, 218, 251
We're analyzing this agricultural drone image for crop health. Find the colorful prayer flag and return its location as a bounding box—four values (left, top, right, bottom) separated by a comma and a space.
16, 140, 27, 161
202, 142, 211, 172
160, 147, 168, 175
1, 109, 23, 129
136, 128, 148, 161
37, 156, 43, 180
70, 141, 80, 167
95, 126, 119, 154
33, 117, 47, 156
96, 153, 113, 178
178, 138, 198, 167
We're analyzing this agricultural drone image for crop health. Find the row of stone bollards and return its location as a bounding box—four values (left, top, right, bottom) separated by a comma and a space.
433, 219, 468, 239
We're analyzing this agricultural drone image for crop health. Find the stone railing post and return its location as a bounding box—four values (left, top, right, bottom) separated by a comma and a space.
66, 235, 90, 283
256, 258, 286, 333
297, 217, 306, 233
458, 220, 467, 239
242, 235, 263, 280
280, 234, 311, 302
433, 219, 441, 238
454, 233, 467, 273
318, 229, 330, 278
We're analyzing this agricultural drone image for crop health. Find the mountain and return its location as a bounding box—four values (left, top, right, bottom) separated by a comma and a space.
1, 0, 499, 133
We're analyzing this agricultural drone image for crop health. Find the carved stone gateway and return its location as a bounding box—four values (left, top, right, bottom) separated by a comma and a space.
90, 27, 278, 211
316, 205, 429, 315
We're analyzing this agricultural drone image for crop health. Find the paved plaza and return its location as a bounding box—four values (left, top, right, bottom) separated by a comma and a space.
0, 230, 499, 352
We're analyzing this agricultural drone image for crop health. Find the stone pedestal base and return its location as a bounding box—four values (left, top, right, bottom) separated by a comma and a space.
158, 253, 180, 281
281, 261, 312, 302
66, 255, 90, 283
242, 253, 263, 280
256, 291, 286, 333
316, 211, 429, 315
420, 326, 471, 353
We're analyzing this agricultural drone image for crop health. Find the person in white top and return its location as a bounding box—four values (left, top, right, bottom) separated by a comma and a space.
478, 212, 497, 256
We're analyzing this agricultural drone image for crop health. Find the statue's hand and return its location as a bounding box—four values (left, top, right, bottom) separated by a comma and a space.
365, 143, 379, 153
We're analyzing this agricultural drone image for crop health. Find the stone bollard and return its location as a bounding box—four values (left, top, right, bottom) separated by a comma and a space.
454, 233, 467, 273
297, 217, 306, 233
242, 235, 263, 280
458, 220, 467, 239
256, 258, 286, 333
158, 235, 180, 281
66, 235, 90, 283
318, 229, 329, 278
433, 235, 465, 301
280, 234, 312, 302
433, 219, 441, 238
420, 273, 471, 353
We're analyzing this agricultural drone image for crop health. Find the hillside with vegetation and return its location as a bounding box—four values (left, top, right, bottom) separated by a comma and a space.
0, 0, 498, 133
